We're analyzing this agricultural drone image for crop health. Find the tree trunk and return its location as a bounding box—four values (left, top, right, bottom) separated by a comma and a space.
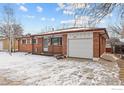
9, 24, 13, 55
9, 36, 12, 55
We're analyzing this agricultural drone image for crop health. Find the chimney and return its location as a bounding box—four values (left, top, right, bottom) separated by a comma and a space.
52, 28, 54, 31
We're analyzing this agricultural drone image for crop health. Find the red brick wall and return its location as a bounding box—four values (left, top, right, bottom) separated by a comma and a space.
48, 45, 62, 54
19, 37, 43, 54
100, 36, 106, 55
102, 37, 106, 54
93, 32, 100, 57
19, 44, 32, 52
18, 37, 32, 52
32, 38, 43, 54
100, 35, 103, 55
93, 32, 106, 58
62, 34, 67, 55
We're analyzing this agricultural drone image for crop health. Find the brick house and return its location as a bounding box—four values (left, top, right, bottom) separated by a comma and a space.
18, 28, 109, 59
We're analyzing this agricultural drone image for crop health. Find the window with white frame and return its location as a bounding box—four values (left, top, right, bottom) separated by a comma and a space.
22, 39, 27, 44
27, 38, 31, 44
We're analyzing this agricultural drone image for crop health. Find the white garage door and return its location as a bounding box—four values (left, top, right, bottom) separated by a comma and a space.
0, 41, 3, 50
68, 39, 93, 59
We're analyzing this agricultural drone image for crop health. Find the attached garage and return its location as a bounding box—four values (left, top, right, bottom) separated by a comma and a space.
67, 32, 93, 59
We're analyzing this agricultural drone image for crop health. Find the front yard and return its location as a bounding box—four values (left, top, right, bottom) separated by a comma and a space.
0, 52, 121, 85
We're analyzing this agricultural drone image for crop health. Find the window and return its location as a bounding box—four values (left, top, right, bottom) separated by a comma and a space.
51, 37, 62, 45
32, 39, 37, 44
27, 39, 31, 44
44, 39, 48, 47
22, 39, 26, 44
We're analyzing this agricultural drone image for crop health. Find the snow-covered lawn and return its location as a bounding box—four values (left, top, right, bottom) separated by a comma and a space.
0, 52, 121, 85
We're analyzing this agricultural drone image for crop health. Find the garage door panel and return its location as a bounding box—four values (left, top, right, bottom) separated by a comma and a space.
68, 39, 93, 58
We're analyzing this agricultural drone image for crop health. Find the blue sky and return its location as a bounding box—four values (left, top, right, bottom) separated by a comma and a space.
0, 3, 120, 34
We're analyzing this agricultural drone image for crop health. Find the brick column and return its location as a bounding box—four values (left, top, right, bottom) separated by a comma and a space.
93, 32, 100, 58
62, 34, 67, 56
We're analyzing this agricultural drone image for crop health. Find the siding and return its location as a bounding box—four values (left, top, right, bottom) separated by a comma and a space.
62, 34, 67, 55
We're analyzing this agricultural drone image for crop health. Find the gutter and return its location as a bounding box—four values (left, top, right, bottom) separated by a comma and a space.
103, 28, 109, 39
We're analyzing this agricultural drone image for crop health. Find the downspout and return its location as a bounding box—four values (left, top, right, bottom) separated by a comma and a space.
31, 36, 34, 53
52, 35, 54, 55
18, 39, 20, 52
41, 37, 43, 53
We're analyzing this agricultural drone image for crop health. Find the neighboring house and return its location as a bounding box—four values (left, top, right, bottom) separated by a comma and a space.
106, 39, 112, 53
0, 39, 3, 51
106, 44, 112, 53
0, 36, 6, 51
18, 28, 109, 59
115, 39, 124, 54
106, 32, 124, 54
0, 37, 19, 52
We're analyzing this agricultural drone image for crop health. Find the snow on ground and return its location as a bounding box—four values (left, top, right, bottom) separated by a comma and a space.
0, 52, 121, 85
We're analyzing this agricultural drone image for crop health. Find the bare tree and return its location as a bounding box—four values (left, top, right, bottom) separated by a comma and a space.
120, 21, 124, 37
12, 23, 23, 37
57, 3, 94, 27
58, 3, 124, 27
108, 21, 124, 37
0, 23, 23, 37
73, 3, 124, 26
87, 4, 116, 24
107, 21, 124, 55
107, 37, 120, 53
0, 4, 23, 54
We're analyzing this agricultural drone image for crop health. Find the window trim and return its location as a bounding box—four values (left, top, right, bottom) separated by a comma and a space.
32, 38, 38, 44
27, 38, 31, 44
21, 39, 27, 44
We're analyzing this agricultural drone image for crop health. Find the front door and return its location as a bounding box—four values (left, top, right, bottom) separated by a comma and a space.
43, 38, 48, 52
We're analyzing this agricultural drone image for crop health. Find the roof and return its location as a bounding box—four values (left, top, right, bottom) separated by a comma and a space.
18, 27, 109, 39
34, 27, 108, 38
